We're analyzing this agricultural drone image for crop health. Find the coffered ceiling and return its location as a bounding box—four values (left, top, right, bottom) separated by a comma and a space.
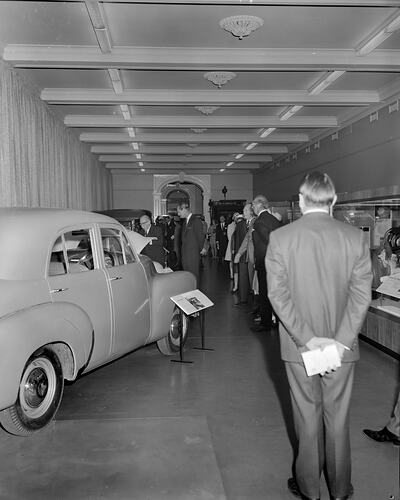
1, 0, 400, 175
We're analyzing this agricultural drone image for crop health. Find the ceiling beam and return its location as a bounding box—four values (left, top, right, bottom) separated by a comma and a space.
5, 45, 400, 72
105, 162, 260, 170
65, 115, 339, 128
80, 132, 309, 143
98, 154, 273, 163
53, 1, 400, 5
43, 89, 378, 106
90, 144, 289, 154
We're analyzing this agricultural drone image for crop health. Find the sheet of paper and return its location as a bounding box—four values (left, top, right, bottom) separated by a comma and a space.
171, 289, 214, 316
376, 274, 400, 299
301, 344, 341, 377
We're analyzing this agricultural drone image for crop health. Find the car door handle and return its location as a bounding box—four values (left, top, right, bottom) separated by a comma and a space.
50, 288, 69, 293
109, 276, 122, 281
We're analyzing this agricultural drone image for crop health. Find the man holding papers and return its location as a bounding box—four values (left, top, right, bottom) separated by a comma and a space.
265, 172, 372, 500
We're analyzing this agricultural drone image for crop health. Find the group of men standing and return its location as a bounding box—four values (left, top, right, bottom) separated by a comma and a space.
139, 172, 373, 500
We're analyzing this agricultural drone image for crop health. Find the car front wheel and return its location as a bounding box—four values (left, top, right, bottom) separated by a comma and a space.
0, 348, 64, 436
157, 307, 189, 355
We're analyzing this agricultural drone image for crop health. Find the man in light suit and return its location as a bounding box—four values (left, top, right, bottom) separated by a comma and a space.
265, 172, 372, 500
177, 201, 205, 287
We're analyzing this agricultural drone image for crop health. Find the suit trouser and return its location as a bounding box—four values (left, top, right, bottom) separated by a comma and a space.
387, 391, 400, 437
285, 361, 355, 499
255, 265, 273, 329
182, 255, 200, 287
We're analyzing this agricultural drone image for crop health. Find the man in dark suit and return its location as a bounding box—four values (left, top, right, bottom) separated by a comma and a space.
176, 202, 205, 286
215, 215, 228, 264
265, 172, 372, 500
251, 195, 281, 332
139, 214, 165, 266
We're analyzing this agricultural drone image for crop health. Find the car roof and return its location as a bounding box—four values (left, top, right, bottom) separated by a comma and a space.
0, 208, 119, 280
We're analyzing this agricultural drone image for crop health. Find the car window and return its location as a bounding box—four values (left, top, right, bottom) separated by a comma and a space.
121, 232, 136, 263
100, 228, 127, 267
49, 236, 67, 276
64, 229, 93, 273
49, 229, 94, 276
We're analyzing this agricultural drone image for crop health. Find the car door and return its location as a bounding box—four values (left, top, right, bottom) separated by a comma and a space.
47, 226, 113, 369
99, 226, 151, 358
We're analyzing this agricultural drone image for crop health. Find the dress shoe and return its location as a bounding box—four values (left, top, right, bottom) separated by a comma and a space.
330, 484, 354, 500
363, 426, 400, 446
287, 478, 320, 500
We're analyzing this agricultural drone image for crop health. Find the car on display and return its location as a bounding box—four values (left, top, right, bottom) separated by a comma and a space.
0, 208, 195, 436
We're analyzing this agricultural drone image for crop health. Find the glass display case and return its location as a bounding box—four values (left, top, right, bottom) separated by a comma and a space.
334, 196, 400, 358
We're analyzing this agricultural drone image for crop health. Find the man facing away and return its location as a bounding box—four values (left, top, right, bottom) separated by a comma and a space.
265, 172, 372, 500
176, 201, 205, 287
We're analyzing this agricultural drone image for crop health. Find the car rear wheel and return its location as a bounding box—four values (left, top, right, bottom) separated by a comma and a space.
0, 349, 64, 436
157, 307, 189, 355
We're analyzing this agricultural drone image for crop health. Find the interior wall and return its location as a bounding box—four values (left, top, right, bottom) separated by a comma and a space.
112, 172, 253, 215
253, 103, 400, 202
0, 60, 112, 210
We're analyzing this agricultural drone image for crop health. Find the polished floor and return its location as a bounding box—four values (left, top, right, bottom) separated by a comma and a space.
1, 258, 399, 500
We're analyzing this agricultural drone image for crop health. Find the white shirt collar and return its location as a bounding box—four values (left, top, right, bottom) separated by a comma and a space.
303, 208, 330, 215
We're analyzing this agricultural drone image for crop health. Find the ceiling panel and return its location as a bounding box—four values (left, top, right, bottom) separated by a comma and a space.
1, 1, 400, 174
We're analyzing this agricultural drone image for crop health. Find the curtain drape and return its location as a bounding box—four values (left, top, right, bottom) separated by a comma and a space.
0, 59, 112, 209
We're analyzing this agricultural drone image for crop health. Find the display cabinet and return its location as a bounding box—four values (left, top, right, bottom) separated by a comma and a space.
334, 192, 400, 359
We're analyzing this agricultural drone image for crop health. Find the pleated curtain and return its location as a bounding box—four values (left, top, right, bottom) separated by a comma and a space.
0, 59, 112, 210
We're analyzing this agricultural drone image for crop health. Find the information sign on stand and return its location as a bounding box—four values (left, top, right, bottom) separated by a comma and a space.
170, 289, 214, 364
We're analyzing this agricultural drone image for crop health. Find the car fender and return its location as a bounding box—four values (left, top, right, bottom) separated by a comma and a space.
146, 270, 196, 343
0, 302, 93, 411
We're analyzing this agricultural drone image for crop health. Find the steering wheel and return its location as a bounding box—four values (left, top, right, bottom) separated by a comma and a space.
103, 250, 115, 268
78, 252, 94, 270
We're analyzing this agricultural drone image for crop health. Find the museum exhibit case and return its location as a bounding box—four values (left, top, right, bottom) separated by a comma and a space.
334, 190, 400, 359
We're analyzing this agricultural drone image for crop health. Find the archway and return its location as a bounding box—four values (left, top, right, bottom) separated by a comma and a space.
154, 173, 211, 223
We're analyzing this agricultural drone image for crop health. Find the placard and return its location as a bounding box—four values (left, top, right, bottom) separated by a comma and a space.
171, 289, 214, 316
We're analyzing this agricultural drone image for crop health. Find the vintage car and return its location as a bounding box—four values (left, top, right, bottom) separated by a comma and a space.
0, 208, 195, 436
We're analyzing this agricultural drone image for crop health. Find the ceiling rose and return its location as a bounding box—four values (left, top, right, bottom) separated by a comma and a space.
204, 71, 236, 89
191, 128, 207, 133
219, 15, 264, 40
195, 106, 220, 115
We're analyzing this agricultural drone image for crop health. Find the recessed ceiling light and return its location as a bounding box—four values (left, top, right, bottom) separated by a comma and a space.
235, 153, 244, 159
220, 168, 225, 172
246, 142, 258, 150
226, 161, 234, 167
140, 168, 145, 172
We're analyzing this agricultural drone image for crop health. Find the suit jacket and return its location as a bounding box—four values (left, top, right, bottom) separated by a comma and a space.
140, 224, 165, 265
252, 210, 281, 269
215, 222, 228, 254
265, 212, 372, 363
180, 215, 205, 282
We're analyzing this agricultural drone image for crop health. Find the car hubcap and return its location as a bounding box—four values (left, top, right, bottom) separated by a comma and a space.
20, 358, 56, 419
169, 311, 187, 347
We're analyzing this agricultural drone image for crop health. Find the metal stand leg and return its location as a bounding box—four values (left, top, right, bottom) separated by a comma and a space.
171, 311, 193, 364
193, 310, 214, 351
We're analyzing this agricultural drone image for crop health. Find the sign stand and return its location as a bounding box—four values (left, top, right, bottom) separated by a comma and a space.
169, 289, 214, 364
170, 310, 193, 364
193, 309, 214, 351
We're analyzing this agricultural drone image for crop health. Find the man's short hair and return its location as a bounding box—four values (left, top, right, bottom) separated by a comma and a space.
299, 171, 336, 207
253, 195, 269, 209
177, 201, 190, 210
